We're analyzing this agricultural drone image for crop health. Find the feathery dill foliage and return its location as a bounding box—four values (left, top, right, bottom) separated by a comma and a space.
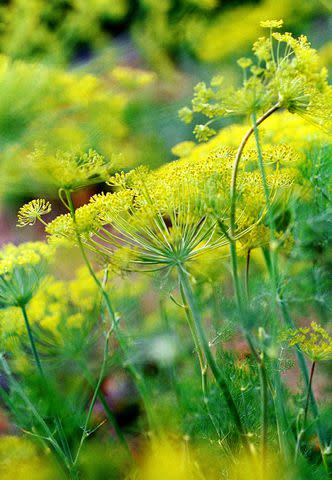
180, 20, 332, 141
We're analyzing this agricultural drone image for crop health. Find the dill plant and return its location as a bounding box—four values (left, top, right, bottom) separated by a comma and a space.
179, 19, 332, 467
0, 18, 331, 480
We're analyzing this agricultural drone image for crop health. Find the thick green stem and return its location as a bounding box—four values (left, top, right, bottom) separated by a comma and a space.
177, 266, 250, 451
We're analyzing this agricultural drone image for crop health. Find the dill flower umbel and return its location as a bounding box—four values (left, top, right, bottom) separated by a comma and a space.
286, 322, 332, 362
181, 21, 332, 141
45, 143, 297, 268
17, 199, 52, 227
28, 147, 113, 192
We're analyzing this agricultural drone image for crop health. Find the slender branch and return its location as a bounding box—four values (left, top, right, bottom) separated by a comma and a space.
79, 360, 132, 458
230, 103, 280, 236
20, 305, 75, 472
74, 329, 111, 465
179, 281, 221, 438
64, 189, 157, 432
304, 361, 316, 426
295, 361, 316, 461
177, 266, 251, 452
21, 305, 44, 378
245, 248, 251, 300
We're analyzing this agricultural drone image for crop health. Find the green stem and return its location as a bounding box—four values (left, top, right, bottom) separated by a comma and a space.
177, 266, 250, 451
259, 353, 268, 465
245, 333, 268, 464
64, 189, 157, 433
74, 329, 111, 465
21, 305, 44, 378
251, 114, 327, 456
304, 361, 316, 426
245, 248, 251, 300
20, 305, 75, 473
179, 282, 222, 438
229, 105, 280, 318
251, 111, 278, 285
272, 364, 292, 462
295, 361, 317, 461
230, 104, 280, 237
80, 361, 132, 458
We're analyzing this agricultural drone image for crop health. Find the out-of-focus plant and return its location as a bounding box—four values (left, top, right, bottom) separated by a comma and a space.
0, 0, 328, 76
0, 55, 157, 200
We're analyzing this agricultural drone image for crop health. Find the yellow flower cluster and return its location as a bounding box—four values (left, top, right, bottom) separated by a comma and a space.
286, 322, 332, 362
0, 267, 100, 349
17, 199, 51, 227
45, 142, 298, 269
188, 0, 316, 63
181, 23, 332, 142
174, 111, 330, 157
0, 242, 53, 276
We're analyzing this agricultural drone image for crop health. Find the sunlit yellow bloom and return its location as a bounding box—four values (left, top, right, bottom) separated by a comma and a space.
17, 199, 51, 227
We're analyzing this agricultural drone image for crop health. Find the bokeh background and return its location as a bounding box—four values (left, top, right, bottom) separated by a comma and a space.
0, 0, 331, 243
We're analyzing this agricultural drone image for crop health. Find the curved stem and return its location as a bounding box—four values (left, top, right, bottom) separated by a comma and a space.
229, 104, 280, 315
230, 104, 280, 237
64, 190, 116, 326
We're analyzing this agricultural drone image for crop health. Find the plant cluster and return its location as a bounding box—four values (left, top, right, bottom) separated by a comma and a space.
0, 20, 331, 480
